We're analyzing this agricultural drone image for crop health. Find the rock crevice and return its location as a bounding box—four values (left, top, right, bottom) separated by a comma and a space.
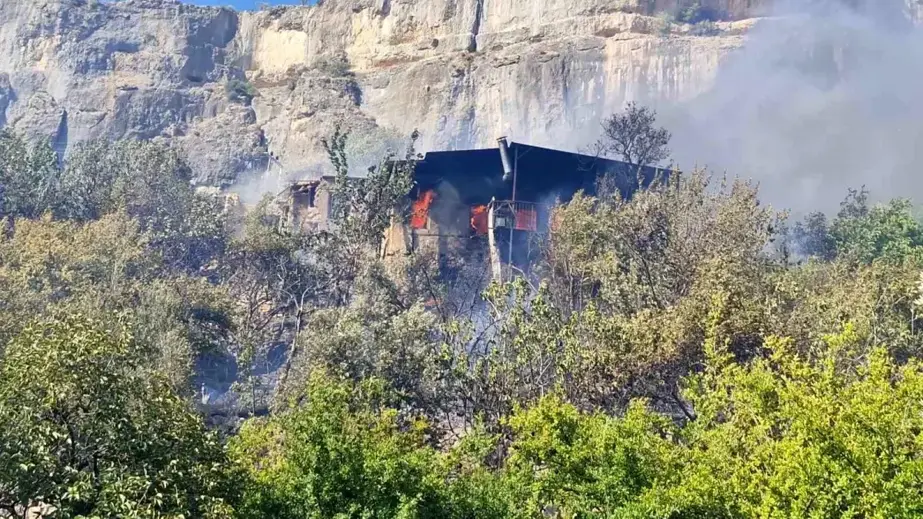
469, 0, 484, 52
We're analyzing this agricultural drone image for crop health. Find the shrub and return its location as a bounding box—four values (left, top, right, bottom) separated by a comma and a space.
690, 20, 720, 36
226, 79, 257, 104
313, 53, 352, 78
0, 316, 235, 517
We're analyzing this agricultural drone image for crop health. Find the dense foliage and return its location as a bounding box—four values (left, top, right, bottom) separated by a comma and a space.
3, 126, 923, 518
0, 316, 234, 518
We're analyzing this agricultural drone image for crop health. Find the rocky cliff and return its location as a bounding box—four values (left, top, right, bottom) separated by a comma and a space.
0, 0, 771, 185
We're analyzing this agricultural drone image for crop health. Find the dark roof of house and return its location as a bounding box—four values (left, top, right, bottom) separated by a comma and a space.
410, 142, 673, 206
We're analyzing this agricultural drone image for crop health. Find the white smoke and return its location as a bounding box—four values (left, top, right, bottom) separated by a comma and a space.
226, 124, 410, 206
665, 0, 923, 215
344, 125, 412, 175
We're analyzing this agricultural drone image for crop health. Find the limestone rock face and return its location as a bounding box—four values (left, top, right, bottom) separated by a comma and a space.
0, 0, 770, 184
0, 0, 253, 183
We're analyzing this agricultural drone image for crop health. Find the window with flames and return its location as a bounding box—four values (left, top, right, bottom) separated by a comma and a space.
469, 202, 537, 235
410, 190, 436, 229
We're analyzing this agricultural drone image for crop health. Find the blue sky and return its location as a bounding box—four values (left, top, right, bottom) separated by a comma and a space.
182, 0, 312, 10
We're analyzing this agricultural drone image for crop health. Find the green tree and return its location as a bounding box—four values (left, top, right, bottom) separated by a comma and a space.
791, 210, 836, 260
0, 131, 59, 219
792, 188, 923, 265
831, 188, 923, 264
0, 212, 153, 347
596, 102, 671, 170
58, 139, 229, 272
231, 373, 448, 519
532, 171, 780, 415
500, 396, 677, 518
219, 196, 339, 415
322, 127, 418, 250
226, 79, 256, 105
0, 315, 235, 518
656, 323, 923, 518
0, 212, 233, 389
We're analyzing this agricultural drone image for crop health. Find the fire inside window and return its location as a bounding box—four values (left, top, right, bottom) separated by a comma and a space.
411, 190, 436, 229
470, 205, 489, 234
469, 202, 537, 234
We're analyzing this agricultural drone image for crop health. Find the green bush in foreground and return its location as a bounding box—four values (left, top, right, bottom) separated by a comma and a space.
231, 321, 923, 519
0, 316, 235, 518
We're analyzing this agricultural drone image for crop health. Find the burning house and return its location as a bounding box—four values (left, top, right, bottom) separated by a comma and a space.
284, 138, 673, 281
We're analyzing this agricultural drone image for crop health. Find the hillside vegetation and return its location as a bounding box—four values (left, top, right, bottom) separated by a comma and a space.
3, 126, 923, 518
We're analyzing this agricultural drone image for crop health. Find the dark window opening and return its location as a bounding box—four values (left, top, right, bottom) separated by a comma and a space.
292, 183, 318, 208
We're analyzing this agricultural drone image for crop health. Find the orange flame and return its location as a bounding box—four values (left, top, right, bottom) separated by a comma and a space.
470, 205, 489, 235
410, 190, 436, 229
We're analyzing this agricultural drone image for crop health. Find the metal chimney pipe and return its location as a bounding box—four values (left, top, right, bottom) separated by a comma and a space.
497, 137, 514, 182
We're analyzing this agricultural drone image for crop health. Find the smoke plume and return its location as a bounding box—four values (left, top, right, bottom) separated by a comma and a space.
665, 0, 923, 214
